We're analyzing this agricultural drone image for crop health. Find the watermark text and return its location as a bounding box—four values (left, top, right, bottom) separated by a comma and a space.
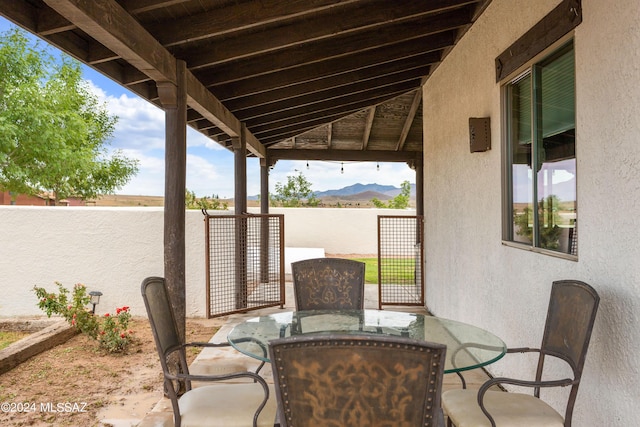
1, 402, 88, 413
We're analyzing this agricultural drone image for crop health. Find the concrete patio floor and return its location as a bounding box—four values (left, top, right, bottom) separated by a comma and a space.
121, 283, 492, 427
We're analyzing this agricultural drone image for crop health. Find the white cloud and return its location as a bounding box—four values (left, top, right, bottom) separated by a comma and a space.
186, 154, 230, 198
187, 128, 226, 151
115, 150, 165, 196
84, 80, 417, 198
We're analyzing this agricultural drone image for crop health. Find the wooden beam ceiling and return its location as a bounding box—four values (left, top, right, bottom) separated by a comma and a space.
0, 0, 493, 162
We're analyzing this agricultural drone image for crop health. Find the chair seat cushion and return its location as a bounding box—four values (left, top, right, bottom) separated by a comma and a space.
442, 389, 565, 427
179, 383, 277, 427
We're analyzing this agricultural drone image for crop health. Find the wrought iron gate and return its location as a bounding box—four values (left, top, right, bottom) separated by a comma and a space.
377, 215, 425, 309
204, 212, 285, 317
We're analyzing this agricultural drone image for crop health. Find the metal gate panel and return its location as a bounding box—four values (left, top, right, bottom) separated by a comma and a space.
205, 213, 285, 317
377, 215, 424, 308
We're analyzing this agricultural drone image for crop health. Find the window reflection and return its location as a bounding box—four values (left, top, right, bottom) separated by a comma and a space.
506, 42, 576, 255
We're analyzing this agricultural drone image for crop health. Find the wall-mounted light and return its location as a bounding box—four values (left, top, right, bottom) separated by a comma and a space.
469, 117, 491, 153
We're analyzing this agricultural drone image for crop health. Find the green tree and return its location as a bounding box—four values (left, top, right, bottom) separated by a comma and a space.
271, 172, 319, 207
185, 189, 228, 210
0, 28, 138, 204
371, 180, 411, 209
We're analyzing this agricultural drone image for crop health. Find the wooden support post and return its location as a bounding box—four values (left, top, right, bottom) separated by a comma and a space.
158, 60, 187, 341
232, 126, 248, 309
260, 156, 271, 214
409, 156, 424, 247
233, 125, 247, 215
415, 156, 424, 218
259, 157, 271, 283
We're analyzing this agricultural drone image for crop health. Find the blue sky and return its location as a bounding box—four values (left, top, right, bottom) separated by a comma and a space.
1, 18, 416, 197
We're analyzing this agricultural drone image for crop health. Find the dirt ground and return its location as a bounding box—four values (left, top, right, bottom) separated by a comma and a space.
0, 318, 215, 427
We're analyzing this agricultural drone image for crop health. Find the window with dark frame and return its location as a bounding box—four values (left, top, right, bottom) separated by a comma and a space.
504, 41, 577, 256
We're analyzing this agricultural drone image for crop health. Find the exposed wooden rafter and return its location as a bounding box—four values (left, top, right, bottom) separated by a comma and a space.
362, 107, 376, 150
1, 0, 492, 161
396, 90, 422, 151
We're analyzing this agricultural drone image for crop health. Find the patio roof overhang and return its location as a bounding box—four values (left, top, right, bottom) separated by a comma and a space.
0, 0, 494, 336
0, 0, 492, 164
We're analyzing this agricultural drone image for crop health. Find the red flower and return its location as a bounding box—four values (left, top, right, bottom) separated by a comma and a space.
120, 333, 126, 338
104, 313, 110, 317
116, 308, 121, 314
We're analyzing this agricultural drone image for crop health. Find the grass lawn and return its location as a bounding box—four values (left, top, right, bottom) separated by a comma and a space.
0, 331, 30, 350
352, 258, 378, 283
351, 257, 417, 284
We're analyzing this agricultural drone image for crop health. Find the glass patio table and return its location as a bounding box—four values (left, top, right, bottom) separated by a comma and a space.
227, 309, 506, 374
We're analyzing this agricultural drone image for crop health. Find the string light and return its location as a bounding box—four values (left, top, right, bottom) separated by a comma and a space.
306, 161, 309, 169
341, 162, 344, 174
377, 162, 380, 171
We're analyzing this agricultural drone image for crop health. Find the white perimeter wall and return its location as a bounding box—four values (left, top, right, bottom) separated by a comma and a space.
0, 206, 413, 318
422, 0, 640, 425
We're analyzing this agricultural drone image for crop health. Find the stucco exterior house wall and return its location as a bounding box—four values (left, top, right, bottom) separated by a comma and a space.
422, 0, 639, 424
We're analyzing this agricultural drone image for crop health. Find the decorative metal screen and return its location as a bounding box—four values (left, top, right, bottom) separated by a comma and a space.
204, 213, 285, 317
377, 215, 424, 309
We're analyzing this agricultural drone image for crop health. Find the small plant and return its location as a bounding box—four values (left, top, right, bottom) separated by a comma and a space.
34, 282, 99, 338
97, 306, 133, 353
33, 282, 134, 353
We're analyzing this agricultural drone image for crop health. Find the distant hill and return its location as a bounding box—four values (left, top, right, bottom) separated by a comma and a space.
94, 194, 164, 206
248, 183, 415, 201
314, 183, 416, 199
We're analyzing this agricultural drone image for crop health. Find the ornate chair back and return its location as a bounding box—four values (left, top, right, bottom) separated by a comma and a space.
291, 257, 365, 310
269, 333, 446, 427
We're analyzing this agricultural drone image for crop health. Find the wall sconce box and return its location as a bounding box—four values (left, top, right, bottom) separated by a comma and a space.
469, 117, 491, 152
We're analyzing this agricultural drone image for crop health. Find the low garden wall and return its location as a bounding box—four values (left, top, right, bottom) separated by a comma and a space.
0, 206, 414, 318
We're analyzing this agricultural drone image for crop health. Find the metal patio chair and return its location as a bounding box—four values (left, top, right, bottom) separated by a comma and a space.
291, 257, 365, 310
141, 276, 277, 427
269, 333, 447, 427
442, 279, 600, 427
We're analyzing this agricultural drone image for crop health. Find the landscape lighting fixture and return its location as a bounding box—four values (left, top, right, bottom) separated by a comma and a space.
89, 290, 103, 314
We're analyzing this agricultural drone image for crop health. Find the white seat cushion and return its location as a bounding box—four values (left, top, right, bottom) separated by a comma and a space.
442, 389, 565, 427
178, 383, 277, 427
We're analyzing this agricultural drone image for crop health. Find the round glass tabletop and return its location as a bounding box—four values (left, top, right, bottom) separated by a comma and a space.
228, 309, 506, 373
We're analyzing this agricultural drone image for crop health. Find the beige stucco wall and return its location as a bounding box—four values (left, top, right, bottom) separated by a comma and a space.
0, 206, 413, 318
422, 0, 640, 424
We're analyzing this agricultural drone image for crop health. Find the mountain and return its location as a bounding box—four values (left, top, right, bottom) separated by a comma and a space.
248, 183, 415, 201
314, 183, 399, 198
